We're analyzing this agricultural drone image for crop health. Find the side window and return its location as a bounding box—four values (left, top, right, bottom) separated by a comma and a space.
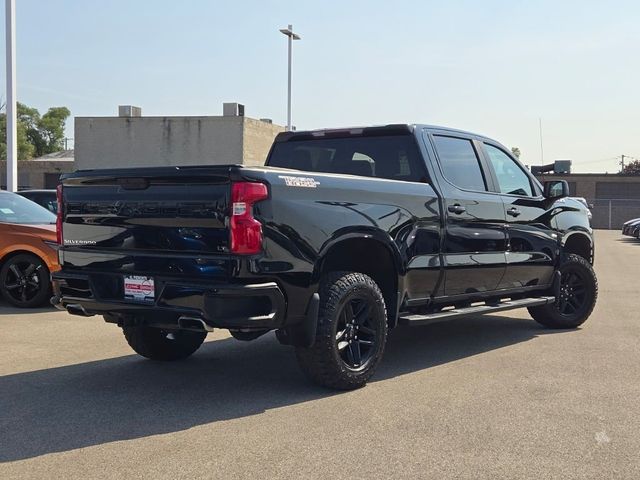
484, 144, 533, 196
433, 135, 487, 191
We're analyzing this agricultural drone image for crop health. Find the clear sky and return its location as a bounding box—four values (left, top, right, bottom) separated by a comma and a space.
2, 0, 639, 172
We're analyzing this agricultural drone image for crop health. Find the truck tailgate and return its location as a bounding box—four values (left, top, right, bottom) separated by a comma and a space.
60, 166, 232, 267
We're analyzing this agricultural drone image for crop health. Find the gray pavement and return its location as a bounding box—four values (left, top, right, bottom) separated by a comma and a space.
0, 230, 638, 479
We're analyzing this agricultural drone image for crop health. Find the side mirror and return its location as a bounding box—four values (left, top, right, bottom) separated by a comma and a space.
543, 180, 569, 199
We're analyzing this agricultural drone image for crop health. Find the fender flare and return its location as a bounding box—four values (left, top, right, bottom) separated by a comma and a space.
312, 227, 404, 283
311, 228, 406, 329
559, 229, 594, 263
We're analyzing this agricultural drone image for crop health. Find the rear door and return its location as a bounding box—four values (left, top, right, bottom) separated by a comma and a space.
428, 132, 507, 296
479, 142, 556, 289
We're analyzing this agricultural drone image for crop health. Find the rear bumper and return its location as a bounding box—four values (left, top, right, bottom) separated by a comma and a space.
51, 271, 286, 330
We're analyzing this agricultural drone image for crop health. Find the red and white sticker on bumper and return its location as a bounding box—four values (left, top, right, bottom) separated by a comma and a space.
124, 275, 155, 302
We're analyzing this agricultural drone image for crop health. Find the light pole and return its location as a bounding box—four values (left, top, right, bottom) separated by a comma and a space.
5, 0, 17, 191
279, 24, 301, 131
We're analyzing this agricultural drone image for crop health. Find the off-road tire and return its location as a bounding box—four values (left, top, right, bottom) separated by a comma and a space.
0, 253, 51, 308
528, 254, 598, 329
295, 271, 387, 390
123, 325, 207, 361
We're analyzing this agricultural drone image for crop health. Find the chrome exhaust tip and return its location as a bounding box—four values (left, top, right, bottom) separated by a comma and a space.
178, 316, 214, 332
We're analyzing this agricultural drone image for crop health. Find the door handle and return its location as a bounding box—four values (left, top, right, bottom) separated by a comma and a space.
448, 204, 466, 214
507, 207, 521, 217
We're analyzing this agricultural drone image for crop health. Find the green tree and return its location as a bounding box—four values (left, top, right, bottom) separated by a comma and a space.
38, 106, 71, 156
17, 102, 42, 157
511, 147, 521, 159
0, 102, 70, 160
0, 106, 36, 160
622, 160, 640, 175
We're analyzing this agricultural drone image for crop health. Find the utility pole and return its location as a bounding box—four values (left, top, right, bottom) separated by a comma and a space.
279, 24, 301, 131
5, 0, 17, 191
621, 154, 625, 172
538, 117, 544, 166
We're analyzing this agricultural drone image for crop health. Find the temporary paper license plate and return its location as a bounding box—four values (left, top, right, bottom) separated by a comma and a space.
124, 275, 155, 302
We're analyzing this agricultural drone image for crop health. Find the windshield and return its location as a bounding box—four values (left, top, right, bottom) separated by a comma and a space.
0, 192, 56, 225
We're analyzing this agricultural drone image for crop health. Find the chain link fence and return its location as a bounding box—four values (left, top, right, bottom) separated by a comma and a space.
589, 198, 640, 230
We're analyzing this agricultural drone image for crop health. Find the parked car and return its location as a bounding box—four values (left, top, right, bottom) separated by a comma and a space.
624, 219, 640, 237
52, 124, 598, 389
571, 197, 592, 221
622, 218, 640, 236
17, 189, 58, 214
0, 191, 59, 307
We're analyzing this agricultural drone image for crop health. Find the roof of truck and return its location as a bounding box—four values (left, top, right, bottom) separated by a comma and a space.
274, 124, 494, 142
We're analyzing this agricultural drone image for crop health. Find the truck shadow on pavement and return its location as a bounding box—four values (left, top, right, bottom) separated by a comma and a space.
0, 315, 573, 462
0, 301, 57, 315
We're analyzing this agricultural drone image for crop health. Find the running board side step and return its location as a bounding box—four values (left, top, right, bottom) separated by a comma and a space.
398, 296, 555, 326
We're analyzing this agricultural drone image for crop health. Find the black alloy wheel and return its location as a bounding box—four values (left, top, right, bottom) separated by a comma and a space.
0, 254, 51, 308
556, 270, 587, 317
335, 297, 378, 370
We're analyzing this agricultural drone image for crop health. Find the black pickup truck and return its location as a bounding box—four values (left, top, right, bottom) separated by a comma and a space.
52, 124, 597, 390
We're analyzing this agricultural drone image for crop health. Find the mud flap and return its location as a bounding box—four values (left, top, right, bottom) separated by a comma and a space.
275, 293, 319, 347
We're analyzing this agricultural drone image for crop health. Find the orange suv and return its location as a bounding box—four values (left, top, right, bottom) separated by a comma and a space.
0, 191, 59, 308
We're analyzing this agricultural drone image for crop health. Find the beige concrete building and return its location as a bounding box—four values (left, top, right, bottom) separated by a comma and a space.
1, 151, 75, 189
75, 104, 285, 170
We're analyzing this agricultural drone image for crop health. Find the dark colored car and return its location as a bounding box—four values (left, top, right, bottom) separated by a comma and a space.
52, 124, 598, 389
628, 221, 640, 237
17, 189, 58, 214
622, 218, 640, 236
0, 191, 59, 307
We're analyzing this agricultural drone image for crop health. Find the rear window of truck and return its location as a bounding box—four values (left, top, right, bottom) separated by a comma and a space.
268, 135, 428, 183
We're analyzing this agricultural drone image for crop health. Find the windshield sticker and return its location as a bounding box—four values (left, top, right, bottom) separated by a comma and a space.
0, 208, 14, 214
278, 175, 320, 188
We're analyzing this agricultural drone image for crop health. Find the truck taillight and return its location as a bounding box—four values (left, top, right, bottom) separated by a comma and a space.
56, 184, 63, 244
230, 182, 268, 254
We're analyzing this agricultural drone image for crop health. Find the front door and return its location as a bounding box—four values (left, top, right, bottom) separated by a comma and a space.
429, 133, 507, 296
480, 142, 556, 289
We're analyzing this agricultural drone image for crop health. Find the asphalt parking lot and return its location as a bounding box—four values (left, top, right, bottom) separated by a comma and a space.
0, 229, 638, 479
